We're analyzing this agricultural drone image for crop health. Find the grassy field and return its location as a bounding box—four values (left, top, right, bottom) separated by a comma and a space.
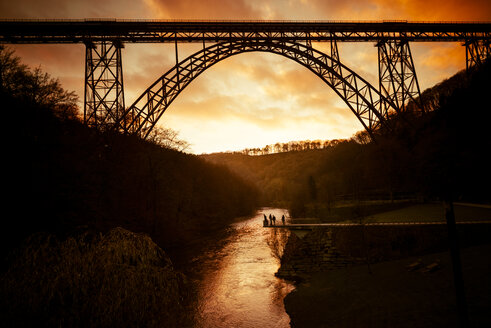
364, 202, 491, 223
284, 202, 491, 327
306, 201, 491, 224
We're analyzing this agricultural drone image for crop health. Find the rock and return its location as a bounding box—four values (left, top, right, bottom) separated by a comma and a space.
422, 260, 441, 273
407, 258, 423, 271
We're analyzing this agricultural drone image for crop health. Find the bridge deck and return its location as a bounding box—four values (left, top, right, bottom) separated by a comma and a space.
1, 20, 490, 44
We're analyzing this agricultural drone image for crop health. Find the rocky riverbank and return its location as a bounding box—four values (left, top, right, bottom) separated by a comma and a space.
283, 243, 491, 328
275, 222, 491, 327
276, 223, 491, 281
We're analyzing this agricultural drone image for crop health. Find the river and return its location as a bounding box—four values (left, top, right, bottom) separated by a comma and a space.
189, 208, 295, 328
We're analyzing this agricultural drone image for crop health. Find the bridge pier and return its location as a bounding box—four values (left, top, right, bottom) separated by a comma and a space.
377, 39, 423, 114
465, 39, 491, 70
84, 40, 125, 131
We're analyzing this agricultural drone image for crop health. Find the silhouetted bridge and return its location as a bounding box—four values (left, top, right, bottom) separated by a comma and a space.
1, 20, 490, 138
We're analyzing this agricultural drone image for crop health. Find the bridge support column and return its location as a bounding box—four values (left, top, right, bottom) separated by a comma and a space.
84, 40, 125, 131
465, 39, 490, 70
377, 40, 423, 114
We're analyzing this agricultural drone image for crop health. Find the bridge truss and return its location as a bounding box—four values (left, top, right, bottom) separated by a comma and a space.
1, 20, 490, 136
123, 39, 394, 138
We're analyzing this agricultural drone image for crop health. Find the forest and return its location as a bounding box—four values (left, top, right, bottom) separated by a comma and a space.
0, 45, 259, 265
204, 59, 491, 219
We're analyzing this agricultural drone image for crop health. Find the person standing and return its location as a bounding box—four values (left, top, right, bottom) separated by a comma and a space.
282, 214, 285, 225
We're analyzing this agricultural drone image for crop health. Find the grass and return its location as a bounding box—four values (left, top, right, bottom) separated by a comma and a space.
364, 203, 491, 223
305, 201, 491, 224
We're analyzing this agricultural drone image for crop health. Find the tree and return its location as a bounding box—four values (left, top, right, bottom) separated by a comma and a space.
147, 126, 190, 151
0, 46, 79, 120
274, 142, 281, 153
352, 130, 371, 145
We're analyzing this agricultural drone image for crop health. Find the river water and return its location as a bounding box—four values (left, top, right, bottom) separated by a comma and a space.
190, 208, 295, 328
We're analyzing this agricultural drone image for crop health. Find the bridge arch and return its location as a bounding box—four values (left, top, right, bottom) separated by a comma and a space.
120, 39, 398, 139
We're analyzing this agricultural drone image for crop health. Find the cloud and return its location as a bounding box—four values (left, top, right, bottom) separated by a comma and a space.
411, 43, 466, 89
306, 0, 491, 20
143, 0, 262, 19
157, 49, 363, 151
0, 0, 152, 19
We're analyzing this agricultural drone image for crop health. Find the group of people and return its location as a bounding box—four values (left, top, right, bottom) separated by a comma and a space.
263, 213, 286, 226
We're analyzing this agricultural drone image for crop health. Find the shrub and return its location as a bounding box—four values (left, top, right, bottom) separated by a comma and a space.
1, 227, 188, 327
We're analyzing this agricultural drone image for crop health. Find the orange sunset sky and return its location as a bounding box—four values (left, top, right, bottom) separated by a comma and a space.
1, 0, 490, 154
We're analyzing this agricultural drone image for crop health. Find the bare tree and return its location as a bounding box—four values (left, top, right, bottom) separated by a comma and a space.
0, 46, 79, 120
147, 126, 190, 152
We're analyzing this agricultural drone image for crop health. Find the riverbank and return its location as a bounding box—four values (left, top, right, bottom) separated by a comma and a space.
284, 243, 491, 327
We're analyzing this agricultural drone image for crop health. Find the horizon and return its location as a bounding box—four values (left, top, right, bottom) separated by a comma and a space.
196, 137, 347, 155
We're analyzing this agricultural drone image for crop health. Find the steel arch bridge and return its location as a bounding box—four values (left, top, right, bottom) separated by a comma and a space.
123, 39, 395, 138
1, 19, 490, 138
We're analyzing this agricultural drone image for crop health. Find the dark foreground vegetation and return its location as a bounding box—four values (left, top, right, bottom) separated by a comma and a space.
1, 228, 188, 327
1, 46, 259, 327
204, 59, 491, 221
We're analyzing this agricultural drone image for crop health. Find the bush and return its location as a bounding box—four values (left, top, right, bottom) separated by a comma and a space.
1, 227, 188, 328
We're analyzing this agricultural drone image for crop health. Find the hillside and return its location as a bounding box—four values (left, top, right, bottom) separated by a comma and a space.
202, 149, 330, 205
202, 60, 491, 220
9, 100, 259, 253
1, 46, 260, 265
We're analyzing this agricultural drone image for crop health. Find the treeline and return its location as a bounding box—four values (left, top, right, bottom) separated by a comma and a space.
202, 149, 332, 206
1, 46, 259, 264
204, 59, 491, 219
236, 139, 343, 156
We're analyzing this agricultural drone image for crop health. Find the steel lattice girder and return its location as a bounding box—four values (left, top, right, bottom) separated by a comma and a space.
1, 20, 490, 43
118, 39, 399, 139
84, 40, 125, 130
465, 39, 491, 69
377, 40, 423, 113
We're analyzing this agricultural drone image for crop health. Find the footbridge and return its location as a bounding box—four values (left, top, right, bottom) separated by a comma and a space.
1, 20, 490, 138
266, 221, 491, 238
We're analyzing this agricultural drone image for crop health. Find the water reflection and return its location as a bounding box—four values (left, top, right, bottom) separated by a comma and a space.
193, 208, 295, 328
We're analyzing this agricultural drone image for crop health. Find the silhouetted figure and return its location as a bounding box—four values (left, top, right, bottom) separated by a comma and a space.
263, 217, 269, 227
282, 215, 285, 225
269, 214, 273, 225
272, 215, 276, 225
